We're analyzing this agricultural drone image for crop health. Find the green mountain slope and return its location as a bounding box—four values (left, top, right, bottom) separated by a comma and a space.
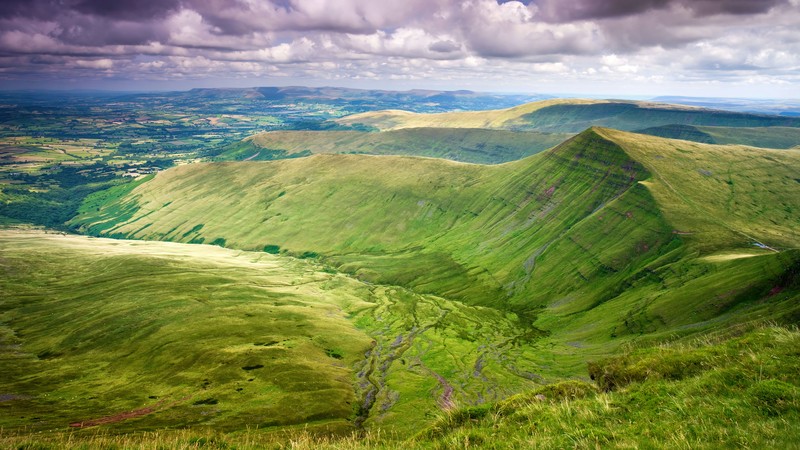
0, 230, 372, 434
5, 127, 800, 444
336, 99, 800, 133
0, 229, 557, 435
215, 128, 571, 164
637, 124, 800, 149
412, 325, 800, 449
70, 128, 800, 344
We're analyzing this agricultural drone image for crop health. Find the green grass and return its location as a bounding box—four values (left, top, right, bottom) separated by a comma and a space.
2, 324, 797, 448
0, 228, 574, 437
637, 124, 800, 149
412, 325, 800, 449
70, 129, 800, 330
216, 128, 570, 164
0, 229, 374, 435
7, 126, 800, 446
336, 99, 800, 133
65, 125, 800, 394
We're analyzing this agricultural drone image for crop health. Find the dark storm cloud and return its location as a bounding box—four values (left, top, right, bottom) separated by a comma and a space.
0, 0, 60, 19
535, 0, 789, 22
72, 0, 181, 20
0, 0, 180, 20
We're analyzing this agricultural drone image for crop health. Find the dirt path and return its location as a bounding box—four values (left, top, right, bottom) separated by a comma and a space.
243, 152, 261, 161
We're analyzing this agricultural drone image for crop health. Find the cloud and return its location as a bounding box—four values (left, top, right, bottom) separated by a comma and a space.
0, 0, 796, 96
535, 0, 789, 22
72, 0, 181, 20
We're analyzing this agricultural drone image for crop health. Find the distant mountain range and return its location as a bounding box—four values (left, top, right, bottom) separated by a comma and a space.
651, 96, 800, 116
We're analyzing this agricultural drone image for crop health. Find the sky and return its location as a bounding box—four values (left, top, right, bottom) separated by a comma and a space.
0, 0, 798, 97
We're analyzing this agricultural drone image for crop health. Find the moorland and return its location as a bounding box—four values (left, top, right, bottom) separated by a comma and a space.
1, 88, 799, 449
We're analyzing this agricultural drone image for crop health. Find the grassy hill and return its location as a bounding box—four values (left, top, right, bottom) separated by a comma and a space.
215, 128, 571, 164
0, 229, 561, 437
4, 322, 797, 449
5, 127, 800, 445
637, 124, 800, 149
336, 99, 800, 133
71, 127, 800, 335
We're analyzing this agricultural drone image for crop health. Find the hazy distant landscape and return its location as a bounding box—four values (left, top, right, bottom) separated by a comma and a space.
1, 0, 799, 448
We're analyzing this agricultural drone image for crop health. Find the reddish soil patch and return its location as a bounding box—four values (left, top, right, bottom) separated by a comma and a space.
769, 286, 784, 296
430, 371, 455, 410
69, 404, 159, 428
69, 395, 190, 428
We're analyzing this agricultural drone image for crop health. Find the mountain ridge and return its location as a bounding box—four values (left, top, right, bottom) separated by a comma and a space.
336, 99, 800, 133
70, 127, 800, 344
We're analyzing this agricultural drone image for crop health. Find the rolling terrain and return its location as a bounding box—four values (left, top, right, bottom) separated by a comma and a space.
0, 229, 556, 436
636, 124, 800, 149
336, 99, 800, 133
71, 127, 800, 339
3, 125, 800, 447
215, 128, 571, 164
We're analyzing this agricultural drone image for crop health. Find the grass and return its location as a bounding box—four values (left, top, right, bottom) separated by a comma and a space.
638, 124, 800, 149
335, 99, 609, 130
69, 128, 800, 327
336, 99, 800, 133
216, 128, 571, 164
2, 324, 797, 448
0, 228, 374, 435
65, 125, 800, 391
0, 228, 574, 437
411, 325, 800, 449
7, 126, 800, 446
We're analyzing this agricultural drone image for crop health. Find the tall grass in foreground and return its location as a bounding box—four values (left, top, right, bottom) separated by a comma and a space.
4, 324, 798, 449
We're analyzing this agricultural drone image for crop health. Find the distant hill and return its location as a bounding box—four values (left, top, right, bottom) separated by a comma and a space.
337, 99, 800, 133
637, 124, 800, 149
216, 128, 572, 164
652, 96, 800, 116
119, 86, 551, 114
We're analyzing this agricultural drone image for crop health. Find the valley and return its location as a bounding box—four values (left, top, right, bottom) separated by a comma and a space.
1, 90, 799, 448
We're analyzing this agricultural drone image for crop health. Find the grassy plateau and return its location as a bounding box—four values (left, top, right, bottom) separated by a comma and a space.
214, 128, 571, 165
336, 99, 800, 133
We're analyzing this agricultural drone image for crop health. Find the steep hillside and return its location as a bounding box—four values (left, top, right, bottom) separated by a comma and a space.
0, 229, 555, 435
336, 99, 800, 133
335, 99, 605, 130
71, 129, 800, 346
6, 128, 800, 444
638, 124, 800, 149
216, 128, 570, 164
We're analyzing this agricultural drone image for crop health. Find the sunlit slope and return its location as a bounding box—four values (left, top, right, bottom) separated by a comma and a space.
71, 129, 660, 307
336, 99, 800, 133
0, 230, 556, 435
0, 229, 373, 433
335, 99, 603, 130
637, 124, 800, 149
598, 127, 800, 250
216, 128, 571, 164
70, 128, 800, 338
